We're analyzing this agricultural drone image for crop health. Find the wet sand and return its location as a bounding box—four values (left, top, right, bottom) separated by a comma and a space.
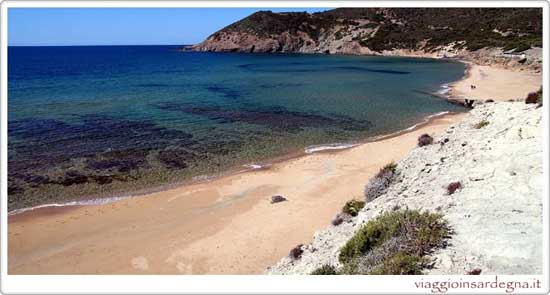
8, 112, 466, 274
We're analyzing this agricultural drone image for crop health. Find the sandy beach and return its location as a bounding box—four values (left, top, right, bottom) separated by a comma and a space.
449, 63, 542, 102
7, 62, 542, 275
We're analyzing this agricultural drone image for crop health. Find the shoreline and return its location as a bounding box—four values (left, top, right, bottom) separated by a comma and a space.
8, 111, 467, 274
8, 51, 532, 216
7, 108, 464, 217
7, 52, 468, 214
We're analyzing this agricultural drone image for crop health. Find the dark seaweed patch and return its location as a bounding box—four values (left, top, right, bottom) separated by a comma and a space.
157, 149, 197, 169
237, 63, 319, 73
258, 82, 305, 89
239, 63, 410, 74
8, 116, 196, 192
156, 103, 372, 133
15, 174, 50, 187
334, 66, 410, 75
50, 170, 89, 186
238, 63, 257, 70
8, 185, 24, 195
205, 85, 243, 99
86, 157, 144, 173
150, 70, 187, 74
135, 83, 171, 88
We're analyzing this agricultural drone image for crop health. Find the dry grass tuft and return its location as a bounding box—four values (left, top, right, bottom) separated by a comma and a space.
365, 162, 397, 203
289, 244, 304, 260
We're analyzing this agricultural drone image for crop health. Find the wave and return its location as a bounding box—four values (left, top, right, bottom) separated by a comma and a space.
243, 163, 265, 169
8, 195, 132, 216
402, 111, 450, 132
437, 83, 451, 95
304, 143, 358, 154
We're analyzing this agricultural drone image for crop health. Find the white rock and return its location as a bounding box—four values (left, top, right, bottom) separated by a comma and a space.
266, 102, 542, 275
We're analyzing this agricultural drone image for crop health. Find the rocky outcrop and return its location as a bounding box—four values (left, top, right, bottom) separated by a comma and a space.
267, 101, 543, 275
192, 8, 542, 70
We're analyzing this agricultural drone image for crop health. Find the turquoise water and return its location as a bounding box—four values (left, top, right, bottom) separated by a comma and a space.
8, 45, 465, 210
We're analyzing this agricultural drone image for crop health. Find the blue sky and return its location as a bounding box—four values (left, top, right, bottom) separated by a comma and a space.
8, 8, 330, 46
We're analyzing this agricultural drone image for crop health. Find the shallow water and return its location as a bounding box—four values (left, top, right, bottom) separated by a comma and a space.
8, 45, 465, 210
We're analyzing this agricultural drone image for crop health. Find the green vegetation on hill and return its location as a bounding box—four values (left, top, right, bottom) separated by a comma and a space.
311, 209, 451, 275
209, 8, 542, 52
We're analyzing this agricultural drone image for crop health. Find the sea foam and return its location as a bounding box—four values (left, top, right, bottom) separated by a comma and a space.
305, 143, 358, 154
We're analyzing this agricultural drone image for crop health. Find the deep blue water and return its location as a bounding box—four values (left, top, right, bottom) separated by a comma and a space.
7, 45, 465, 209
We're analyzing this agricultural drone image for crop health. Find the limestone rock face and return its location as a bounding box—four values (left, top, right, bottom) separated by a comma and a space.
266, 102, 543, 275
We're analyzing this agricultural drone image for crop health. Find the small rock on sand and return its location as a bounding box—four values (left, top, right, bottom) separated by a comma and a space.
271, 195, 287, 204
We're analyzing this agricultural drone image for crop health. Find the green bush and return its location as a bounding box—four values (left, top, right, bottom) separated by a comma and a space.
342, 199, 366, 217
334, 30, 344, 40
473, 120, 490, 129
503, 40, 531, 52
311, 264, 338, 275
338, 209, 451, 275
339, 210, 404, 263
380, 162, 397, 175
368, 251, 426, 275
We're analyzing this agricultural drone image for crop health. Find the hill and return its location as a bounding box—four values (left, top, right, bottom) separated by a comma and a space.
192, 8, 542, 62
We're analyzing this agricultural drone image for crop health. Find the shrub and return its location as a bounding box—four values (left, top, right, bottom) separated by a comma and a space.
418, 134, 434, 147
334, 30, 344, 40
342, 199, 366, 217
332, 212, 351, 226
365, 168, 395, 202
446, 181, 462, 195
289, 244, 304, 260
473, 120, 490, 129
338, 209, 451, 275
525, 92, 539, 104
365, 162, 397, 203
311, 264, 338, 275
526, 88, 542, 105
378, 162, 397, 176
368, 251, 425, 275
466, 268, 482, 275
339, 211, 405, 264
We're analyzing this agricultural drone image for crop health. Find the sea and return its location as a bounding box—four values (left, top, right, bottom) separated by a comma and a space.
7, 45, 466, 211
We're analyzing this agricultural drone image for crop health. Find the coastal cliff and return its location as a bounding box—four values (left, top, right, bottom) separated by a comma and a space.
193, 8, 542, 71
267, 101, 543, 275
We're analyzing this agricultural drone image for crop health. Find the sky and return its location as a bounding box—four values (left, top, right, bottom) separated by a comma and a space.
8, 8, 331, 46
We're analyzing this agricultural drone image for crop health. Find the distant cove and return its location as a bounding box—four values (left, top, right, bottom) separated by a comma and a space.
7, 45, 466, 210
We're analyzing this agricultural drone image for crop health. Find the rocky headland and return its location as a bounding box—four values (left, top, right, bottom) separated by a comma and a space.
192, 8, 542, 72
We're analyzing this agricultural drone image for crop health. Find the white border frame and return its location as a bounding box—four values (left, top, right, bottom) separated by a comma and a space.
0, 1, 548, 294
